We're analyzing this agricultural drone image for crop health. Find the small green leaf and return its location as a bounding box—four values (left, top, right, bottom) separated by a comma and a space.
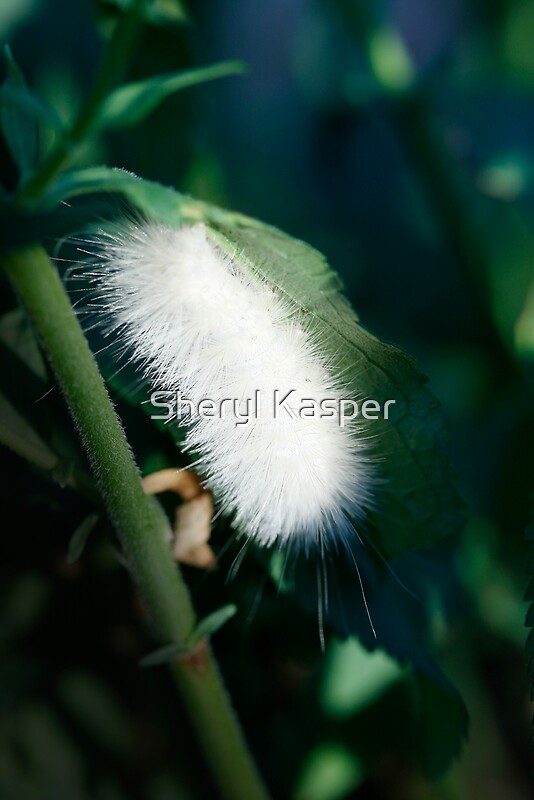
1, 45, 38, 178
97, 62, 246, 130
42, 166, 147, 208
67, 513, 99, 563
139, 605, 237, 667
41, 166, 195, 217
139, 642, 185, 667
189, 604, 237, 645
41, 167, 241, 223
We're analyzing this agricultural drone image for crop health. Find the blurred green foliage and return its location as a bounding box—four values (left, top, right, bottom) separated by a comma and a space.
0, 0, 533, 798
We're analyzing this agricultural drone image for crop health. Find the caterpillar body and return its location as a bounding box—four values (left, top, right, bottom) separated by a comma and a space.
87, 219, 373, 555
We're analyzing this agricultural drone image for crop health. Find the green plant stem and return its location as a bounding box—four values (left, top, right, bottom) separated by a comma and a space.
16, 0, 145, 206
2, 244, 270, 800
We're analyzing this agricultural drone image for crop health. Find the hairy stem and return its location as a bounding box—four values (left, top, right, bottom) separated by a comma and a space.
2, 245, 270, 800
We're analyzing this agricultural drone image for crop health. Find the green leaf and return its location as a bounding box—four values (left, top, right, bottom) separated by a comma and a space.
42, 166, 145, 208
1, 45, 38, 178
41, 167, 208, 221
189, 604, 237, 645
41, 166, 218, 218
207, 225, 464, 555
139, 642, 185, 667
67, 513, 99, 563
97, 61, 246, 130
43, 170, 464, 554
139, 604, 237, 667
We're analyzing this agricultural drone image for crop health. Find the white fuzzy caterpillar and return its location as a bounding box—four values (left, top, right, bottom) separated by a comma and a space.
88, 220, 372, 552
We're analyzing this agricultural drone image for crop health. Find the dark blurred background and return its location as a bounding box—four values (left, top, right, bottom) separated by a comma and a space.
1, 0, 534, 798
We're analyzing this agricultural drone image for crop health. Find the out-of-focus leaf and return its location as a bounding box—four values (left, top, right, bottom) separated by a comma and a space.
8, 704, 86, 798
477, 153, 532, 201
0, 304, 47, 378
1, 572, 50, 638
321, 637, 405, 718
368, 26, 415, 93
146, 0, 189, 26
1, 83, 64, 132
294, 539, 468, 776
0, 0, 38, 39
0, 309, 96, 497
93, 777, 128, 800
139, 642, 185, 667
515, 277, 534, 358
294, 743, 364, 800
58, 672, 132, 754
0, 391, 58, 474
97, 62, 246, 130
67, 513, 99, 563
0, 309, 59, 471
189, 604, 237, 645
486, 206, 534, 354
100, 0, 189, 26
1, 45, 38, 177
147, 773, 195, 800
502, 0, 534, 88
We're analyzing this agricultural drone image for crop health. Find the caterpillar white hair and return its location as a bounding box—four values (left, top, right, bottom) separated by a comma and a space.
87, 219, 373, 554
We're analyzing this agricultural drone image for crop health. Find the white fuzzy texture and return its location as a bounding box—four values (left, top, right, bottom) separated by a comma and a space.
91, 221, 371, 549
